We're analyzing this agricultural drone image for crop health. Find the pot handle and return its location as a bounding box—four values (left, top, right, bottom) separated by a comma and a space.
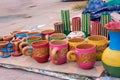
67, 50, 77, 62
45, 34, 49, 41
19, 42, 27, 52
22, 46, 33, 56
51, 47, 59, 63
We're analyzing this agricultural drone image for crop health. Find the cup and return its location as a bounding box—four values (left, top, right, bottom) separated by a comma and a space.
68, 38, 85, 61
22, 40, 49, 63
87, 35, 108, 60
68, 38, 85, 50
0, 41, 13, 58
41, 29, 55, 40
49, 40, 68, 65
3, 35, 13, 41
50, 33, 66, 40
11, 39, 22, 57
67, 44, 96, 69
19, 36, 42, 52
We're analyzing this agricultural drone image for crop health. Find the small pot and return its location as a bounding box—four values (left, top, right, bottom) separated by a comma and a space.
0, 36, 3, 41
3, 35, 13, 41
50, 33, 66, 40
41, 29, 55, 40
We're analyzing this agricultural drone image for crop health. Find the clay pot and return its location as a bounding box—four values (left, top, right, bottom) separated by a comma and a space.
28, 31, 41, 37
49, 40, 68, 65
41, 29, 55, 40
11, 39, 22, 57
0, 41, 9, 48
3, 35, 13, 41
0, 36, 3, 41
0, 41, 11, 58
50, 33, 66, 40
67, 43, 96, 69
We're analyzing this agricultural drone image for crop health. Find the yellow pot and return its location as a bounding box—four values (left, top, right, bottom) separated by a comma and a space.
87, 35, 109, 60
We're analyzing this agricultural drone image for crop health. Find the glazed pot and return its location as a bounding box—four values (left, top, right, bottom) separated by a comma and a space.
50, 33, 66, 40
0, 41, 12, 58
41, 29, 55, 40
87, 35, 108, 60
22, 40, 49, 63
49, 40, 68, 65
67, 44, 96, 69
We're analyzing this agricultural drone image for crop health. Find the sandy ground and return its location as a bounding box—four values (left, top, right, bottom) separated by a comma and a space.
0, 0, 85, 35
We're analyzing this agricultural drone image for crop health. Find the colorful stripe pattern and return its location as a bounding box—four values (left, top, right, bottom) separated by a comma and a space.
61, 10, 71, 35
54, 22, 64, 33
91, 21, 101, 35
82, 14, 90, 37
100, 14, 111, 38
72, 17, 81, 31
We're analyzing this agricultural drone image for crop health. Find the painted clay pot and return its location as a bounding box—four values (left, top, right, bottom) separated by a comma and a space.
68, 38, 85, 61
28, 31, 41, 37
3, 35, 13, 41
41, 29, 55, 40
68, 38, 85, 50
11, 39, 22, 57
102, 22, 120, 77
15, 31, 28, 39
19, 36, 42, 53
50, 33, 66, 40
0, 36, 3, 41
87, 35, 108, 60
67, 44, 96, 69
22, 40, 49, 63
49, 40, 68, 65
0, 41, 12, 58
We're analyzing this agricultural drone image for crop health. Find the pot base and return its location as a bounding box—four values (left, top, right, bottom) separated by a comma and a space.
33, 54, 49, 63
0, 53, 11, 58
102, 62, 120, 77
12, 52, 22, 57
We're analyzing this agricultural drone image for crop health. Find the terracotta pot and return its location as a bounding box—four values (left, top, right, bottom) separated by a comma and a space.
0, 41, 11, 58
22, 40, 49, 63
11, 39, 22, 57
50, 33, 66, 40
68, 38, 85, 50
67, 43, 96, 69
49, 40, 68, 65
3, 35, 13, 41
0, 41, 9, 48
87, 35, 108, 60
15, 31, 29, 39
41, 29, 55, 40
0, 36, 3, 41
19, 36, 42, 53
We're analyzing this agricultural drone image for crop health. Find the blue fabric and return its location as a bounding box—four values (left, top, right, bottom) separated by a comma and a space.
83, 0, 120, 21
109, 31, 120, 50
